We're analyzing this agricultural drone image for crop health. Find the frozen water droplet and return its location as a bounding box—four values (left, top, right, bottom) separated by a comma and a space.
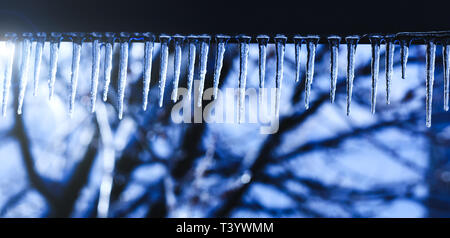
426, 40, 436, 128
443, 41, 449, 111
400, 39, 410, 79
305, 35, 319, 110
237, 35, 251, 123
158, 35, 170, 107
90, 33, 102, 113
69, 33, 85, 117
103, 32, 115, 102
117, 33, 130, 119
17, 33, 33, 115
293, 36, 303, 83
33, 32, 46, 96
142, 33, 155, 111
171, 35, 184, 102
186, 36, 197, 101
369, 35, 382, 114
212, 35, 230, 100
385, 36, 395, 105
274, 35, 287, 118
48, 32, 62, 101
345, 36, 359, 116
257, 35, 269, 108
2, 33, 17, 117
196, 35, 210, 108
327, 36, 340, 103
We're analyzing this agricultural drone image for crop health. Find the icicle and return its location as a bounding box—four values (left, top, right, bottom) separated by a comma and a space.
274, 35, 287, 118
158, 35, 170, 107
196, 35, 210, 108
237, 35, 251, 123
171, 35, 184, 102
68, 33, 85, 117
304, 36, 319, 110
90, 32, 102, 113
102, 32, 115, 102
256, 35, 269, 107
369, 35, 382, 114
48, 32, 62, 101
426, 40, 436, 128
400, 39, 410, 79
385, 36, 395, 105
117, 33, 130, 119
443, 40, 449, 111
212, 35, 230, 100
17, 33, 33, 115
186, 36, 197, 101
142, 33, 155, 111
327, 36, 340, 103
293, 36, 303, 83
2, 33, 17, 117
33, 32, 46, 96
345, 36, 359, 116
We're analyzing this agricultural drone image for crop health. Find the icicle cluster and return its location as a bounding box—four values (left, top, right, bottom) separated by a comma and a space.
0, 31, 449, 127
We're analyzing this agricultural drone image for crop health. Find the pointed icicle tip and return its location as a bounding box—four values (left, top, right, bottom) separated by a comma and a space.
102, 32, 115, 102
142, 32, 155, 111
212, 34, 230, 100
256, 35, 270, 107
158, 34, 171, 108
33, 32, 46, 97
304, 35, 320, 110
48, 32, 62, 101
236, 35, 251, 123
327, 36, 341, 104
384, 35, 395, 105
196, 35, 210, 108
186, 35, 198, 102
172, 35, 185, 103
442, 39, 449, 112
293, 35, 304, 84
399, 38, 411, 80
345, 35, 360, 116
425, 39, 436, 128
369, 35, 383, 114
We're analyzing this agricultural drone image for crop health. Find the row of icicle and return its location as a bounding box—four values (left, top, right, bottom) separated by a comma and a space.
0, 32, 449, 126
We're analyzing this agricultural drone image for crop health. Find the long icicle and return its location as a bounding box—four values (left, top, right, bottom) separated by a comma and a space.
443, 40, 449, 111
369, 35, 382, 114
69, 33, 84, 117
142, 33, 155, 111
237, 35, 251, 123
17, 33, 33, 115
328, 36, 340, 103
385, 36, 395, 105
274, 35, 287, 118
117, 33, 130, 119
305, 36, 319, 110
345, 36, 359, 116
48, 32, 62, 101
197, 35, 210, 108
2, 33, 17, 117
103, 32, 115, 102
171, 35, 184, 102
158, 35, 170, 107
90, 32, 102, 113
400, 39, 410, 79
426, 39, 436, 128
213, 35, 230, 100
33, 32, 46, 96
186, 36, 197, 101
256, 35, 269, 107
293, 36, 303, 83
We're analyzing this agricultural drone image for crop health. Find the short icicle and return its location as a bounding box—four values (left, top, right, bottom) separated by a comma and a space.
117, 32, 130, 119
2, 33, 17, 117
90, 32, 102, 113
400, 38, 411, 79
17, 33, 33, 115
443, 40, 449, 111
69, 33, 85, 117
304, 35, 320, 110
327, 36, 341, 103
142, 33, 155, 111
33, 32, 46, 96
186, 36, 197, 101
158, 34, 170, 107
293, 36, 303, 83
237, 35, 251, 123
48, 32, 62, 101
345, 36, 359, 116
426, 39, 436, 128
103, 32, 115, 102
274, 35, 287, 118
171, 35, 184, 102
196, 35, 210, 108
256, 35, 269, 107
212, 35, 230, 100
385, 36, 395, 105
369, 35, 382, 114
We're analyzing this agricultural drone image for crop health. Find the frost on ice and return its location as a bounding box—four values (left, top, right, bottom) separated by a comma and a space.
369, 35, 382, 114
274, 35, 287, 118
327, 36, 340, 103
142, 33, 155, 111
48, 32, 62, 101
117, 33, 130, 119
426, 40, 436, 128
186, 36, 197, 101
2, 33, 16, 117
69, 33, 84, 117
213, 35, 230, 100
237, 35, 251, 123
257, 35, 269, 107
158, 35, 170, 107
33, 32, 46, 96
345, 36, 359, 116
385, 36, 395, 105
197, 35, 210, 108
103, 32, 115, 102
171, 35, 184, 102
17, 33, 33, 115
90, 32, 102, 113
305, 36, 319, 110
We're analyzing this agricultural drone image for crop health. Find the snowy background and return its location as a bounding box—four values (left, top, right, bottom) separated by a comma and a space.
0, 39, 449, 218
